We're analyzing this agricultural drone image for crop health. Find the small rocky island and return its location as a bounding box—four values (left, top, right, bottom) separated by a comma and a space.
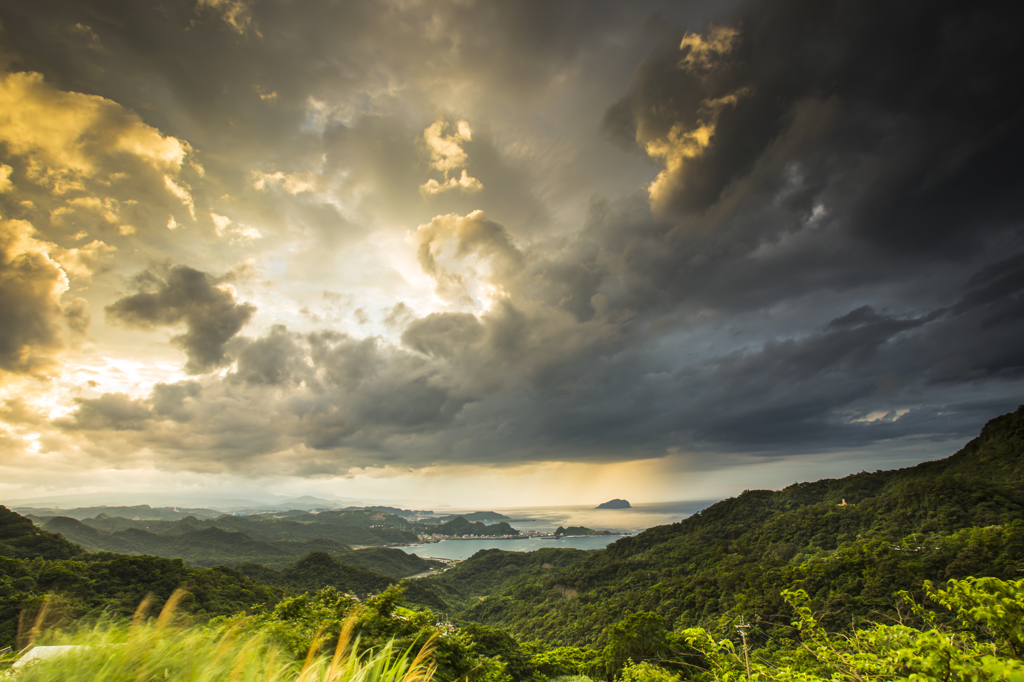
595, 499, 631, 509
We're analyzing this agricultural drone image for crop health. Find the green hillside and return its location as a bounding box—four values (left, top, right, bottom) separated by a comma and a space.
37, 516, 439, 576
426, 547, 592, 613
235, 551, 398, 596
66, 511, 418, 546
39, 518, 351, 568
0, 507, 82, 561
431, 406, 1024, 647
554, 526, 611, 537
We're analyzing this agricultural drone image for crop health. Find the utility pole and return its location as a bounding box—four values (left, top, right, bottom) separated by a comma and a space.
736, 618, 751, 681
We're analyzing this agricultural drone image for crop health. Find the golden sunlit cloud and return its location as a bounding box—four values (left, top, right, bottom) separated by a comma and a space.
55, 239, 117, 280
164, 176, 196, 220
420, 118, 483, 196
420, 169, 483, 196
677, 25, 739, 71
637, 25, 752, 215
252, 170, 317, 194
410, 210, 523, 307
0, 71, 199, 241
0, 72, 189, 186
211, 212, 262, 242
197, 0, 257, 35
0, 217, 85, 378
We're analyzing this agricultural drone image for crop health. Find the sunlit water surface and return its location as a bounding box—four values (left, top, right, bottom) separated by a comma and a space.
399, 499, 717, 561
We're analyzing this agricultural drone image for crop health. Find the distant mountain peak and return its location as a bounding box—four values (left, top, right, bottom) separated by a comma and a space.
596, 499, 631, 509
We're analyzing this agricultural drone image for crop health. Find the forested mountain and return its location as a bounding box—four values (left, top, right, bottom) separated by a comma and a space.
42, 510, 418, 547
35, 516, 438, 576
39, 518, 353, 568
425, 547, 592, 613
0, 506, 82, 561
434, 406, 1024, 647
235, 552, 397, 595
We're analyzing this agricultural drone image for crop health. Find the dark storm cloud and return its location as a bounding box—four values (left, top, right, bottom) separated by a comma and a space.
477, 0, 1024, 458
59, 325, 471, 470
70, 189, 1024, 473
922, 258, 1024, 385
605, 0, 1024, 255
106, 264, 255, 374
402, 313, 484, 360
232, 325, 308, 386
150, 381, 201, 423
62, 393, 152, 431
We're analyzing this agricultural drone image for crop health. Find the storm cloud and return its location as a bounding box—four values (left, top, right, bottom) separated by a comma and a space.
106, 265, 255, 374
1, 0, 1023, 498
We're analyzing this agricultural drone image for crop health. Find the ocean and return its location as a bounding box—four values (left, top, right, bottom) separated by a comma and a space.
398, 499, 717, 561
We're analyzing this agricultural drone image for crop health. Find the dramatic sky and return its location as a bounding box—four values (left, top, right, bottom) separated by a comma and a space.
1, 0, 1022, 508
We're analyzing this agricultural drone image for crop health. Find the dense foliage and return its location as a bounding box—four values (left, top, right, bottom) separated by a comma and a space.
0, 507, 83, 561
0, 507, 445, 650
426, 548, 591, 614
0, 550, 278, 650
680, 577, 1024, 681
449, 407, 1024, 648
236, 552, 398, 597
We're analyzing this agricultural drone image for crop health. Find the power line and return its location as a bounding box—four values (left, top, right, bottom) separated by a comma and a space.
735, 618, 752, 681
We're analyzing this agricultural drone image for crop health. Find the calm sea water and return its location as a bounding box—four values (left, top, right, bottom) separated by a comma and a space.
399, 499, 716, 561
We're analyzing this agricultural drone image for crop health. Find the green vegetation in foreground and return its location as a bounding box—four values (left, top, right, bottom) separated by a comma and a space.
0, 549, 278, 650
3, 590, 440, 682
5, 577, 1024, 681
679, 577, 1024, 681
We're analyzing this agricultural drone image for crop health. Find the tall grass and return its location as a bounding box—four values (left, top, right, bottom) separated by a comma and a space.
8, 590, 437, 682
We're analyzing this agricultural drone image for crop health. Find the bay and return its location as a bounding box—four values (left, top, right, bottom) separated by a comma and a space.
399, 499, 716, 561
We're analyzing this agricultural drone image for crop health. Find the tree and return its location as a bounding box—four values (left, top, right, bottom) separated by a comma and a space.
680, 578, 1024, 681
